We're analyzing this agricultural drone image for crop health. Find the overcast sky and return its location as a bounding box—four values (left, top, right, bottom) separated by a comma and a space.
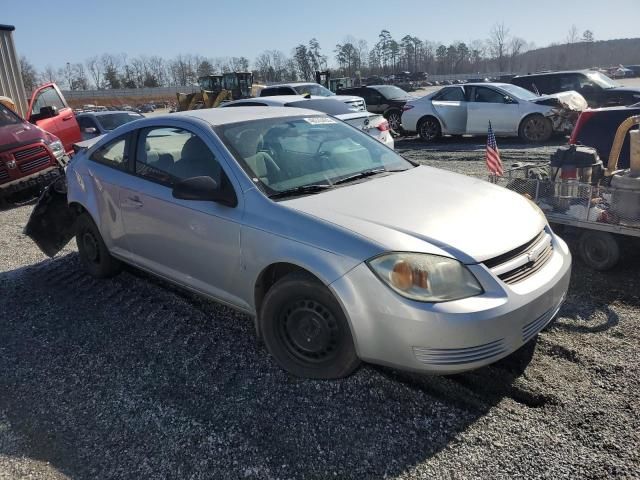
6, 0, 640, 70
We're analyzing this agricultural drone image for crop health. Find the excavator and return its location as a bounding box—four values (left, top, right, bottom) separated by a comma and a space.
176, 72, 254, 112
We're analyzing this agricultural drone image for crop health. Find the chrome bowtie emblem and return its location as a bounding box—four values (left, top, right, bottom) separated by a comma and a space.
6, 160, 17, 169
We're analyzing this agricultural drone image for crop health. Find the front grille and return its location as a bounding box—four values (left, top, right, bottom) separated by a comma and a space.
0, 167, 8, 182
14, 145, 47, 161
484, 230, 553, 285
19, 155, 52, 173
413, 339, 506, 366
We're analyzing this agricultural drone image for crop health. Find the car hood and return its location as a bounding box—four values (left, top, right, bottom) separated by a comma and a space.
282, 166, 546, 263
0, 122, 47, 152
533, 91, 588, 111
609, 86, 640, 95
332, 95, 364, 103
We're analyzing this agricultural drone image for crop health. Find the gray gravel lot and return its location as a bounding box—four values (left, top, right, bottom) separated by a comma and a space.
1, 137, 639, 479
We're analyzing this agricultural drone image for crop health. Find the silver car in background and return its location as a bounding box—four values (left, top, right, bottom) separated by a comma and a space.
401, 82, 587, 142
222, 95, 394, 148
27, 107, 571, 379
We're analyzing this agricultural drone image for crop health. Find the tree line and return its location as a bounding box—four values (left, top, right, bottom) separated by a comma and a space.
19, 24, 609, 92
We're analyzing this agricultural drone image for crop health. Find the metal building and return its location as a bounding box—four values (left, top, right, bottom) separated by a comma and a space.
0, 24, 27, 117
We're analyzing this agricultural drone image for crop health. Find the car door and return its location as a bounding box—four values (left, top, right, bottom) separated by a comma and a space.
85, 132, 136, 257
365, 88, 386, 114
118, 123, 247, 309
466, 86, 520, 134
431, 86, 467, 134
27, 83, 81, 153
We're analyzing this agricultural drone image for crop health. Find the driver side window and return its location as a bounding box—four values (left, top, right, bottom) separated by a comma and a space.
135, 127, 221, 187
472, 87, 507, 103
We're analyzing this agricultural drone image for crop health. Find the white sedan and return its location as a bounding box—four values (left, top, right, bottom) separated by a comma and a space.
222, 95, 394, 149
401, 83, 587, 142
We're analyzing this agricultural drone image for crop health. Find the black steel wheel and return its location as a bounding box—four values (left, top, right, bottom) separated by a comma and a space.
76, 212, 122, 278
578, 230, 620, 271
519, 115, 552, 143
417, 116, 441, 142
260, 273, 360, 379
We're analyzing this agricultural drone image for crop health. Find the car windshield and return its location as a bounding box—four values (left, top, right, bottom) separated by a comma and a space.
0, 103, 22, 127
587, 71, 618, 89
216, 115, 411, 195
372, 85, 412, 100
285, 99, 358, 115
292, 84, 335, 97
499, 84, 539, 101
96, 113, 143, 131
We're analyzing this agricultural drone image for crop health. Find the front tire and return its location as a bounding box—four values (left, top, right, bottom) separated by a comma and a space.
519, 115, 552, 143
76, 212, 122, 278
260, 273, 360, 379
417, 116, 441, 142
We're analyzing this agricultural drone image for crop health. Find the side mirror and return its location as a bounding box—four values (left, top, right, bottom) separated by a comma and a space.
84, 127, 97, 134
504, 96, 516, 104
172, 176, 237, 207
39, 106, 59, 119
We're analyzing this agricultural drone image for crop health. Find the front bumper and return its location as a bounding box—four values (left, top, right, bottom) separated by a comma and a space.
330, 234, 572, 374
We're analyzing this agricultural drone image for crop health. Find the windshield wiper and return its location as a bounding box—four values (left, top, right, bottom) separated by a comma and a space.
332, 168, 407, 186
268, 184, 333, 199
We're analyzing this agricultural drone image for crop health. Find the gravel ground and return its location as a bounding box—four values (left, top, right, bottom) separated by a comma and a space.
1, 138, 639, 479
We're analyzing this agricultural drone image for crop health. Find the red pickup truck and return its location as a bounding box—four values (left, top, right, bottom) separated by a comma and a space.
0, 83, 81, 202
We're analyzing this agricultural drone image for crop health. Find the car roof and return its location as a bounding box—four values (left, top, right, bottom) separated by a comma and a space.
77, 110, 142, 117
229, 95, 325, 105
262, 82, 317, 88
441, 82, 513, 88
514, 69, 593, 78
170, 106, 325, 125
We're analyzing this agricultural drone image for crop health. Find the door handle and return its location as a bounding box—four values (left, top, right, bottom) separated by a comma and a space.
123, 196, 143, 208
62, 115, 74, 121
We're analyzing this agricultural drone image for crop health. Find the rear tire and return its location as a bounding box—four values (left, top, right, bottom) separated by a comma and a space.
260, 273, 360, 379
76, 212, 122, 278
385, 109, 403, 133
519, 115, 552, 143
578, 231, 620, 271
417, 116, 441, 142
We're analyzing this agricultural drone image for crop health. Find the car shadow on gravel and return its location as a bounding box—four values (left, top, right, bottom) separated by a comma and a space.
0, 253, 540, 479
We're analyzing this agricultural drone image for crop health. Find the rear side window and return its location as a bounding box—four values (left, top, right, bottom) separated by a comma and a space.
77, 117, 98, 130
90, 135, 130, 170
260, 87, 295, 96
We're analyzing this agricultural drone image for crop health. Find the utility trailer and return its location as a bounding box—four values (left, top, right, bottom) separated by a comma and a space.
492, 116, 640, 270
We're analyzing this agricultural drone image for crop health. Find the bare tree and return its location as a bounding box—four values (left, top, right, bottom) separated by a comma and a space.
488, 22, 510, 71
85, 56, 102, 89
19, 56, 38, 92
509, 37, 526, 72
566, 25, 580, 44
40, 65, 59, 84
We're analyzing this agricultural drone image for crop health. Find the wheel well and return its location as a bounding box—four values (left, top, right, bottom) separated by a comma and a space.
254, 263, 319, 317
69, 202, 87, 215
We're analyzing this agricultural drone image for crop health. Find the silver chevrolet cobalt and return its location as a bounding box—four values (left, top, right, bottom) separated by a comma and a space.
29, 107, 571, 379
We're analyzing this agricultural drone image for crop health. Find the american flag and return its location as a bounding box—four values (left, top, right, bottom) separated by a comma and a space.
486, 121, 503, 176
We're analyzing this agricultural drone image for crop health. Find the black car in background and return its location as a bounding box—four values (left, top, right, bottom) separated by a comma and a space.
512, 70, 640, 108
337, 85, 412, 131
569, 103, 640, 170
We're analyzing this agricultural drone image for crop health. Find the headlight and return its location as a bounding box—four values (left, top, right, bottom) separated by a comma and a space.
46, 139, 65, 158
367, 253, 483, 302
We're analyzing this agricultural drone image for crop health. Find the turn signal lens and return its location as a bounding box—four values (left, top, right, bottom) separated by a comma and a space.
390, 260, 413, 290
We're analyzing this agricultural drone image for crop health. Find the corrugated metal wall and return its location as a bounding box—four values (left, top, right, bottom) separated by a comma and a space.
0, 25, 28, 118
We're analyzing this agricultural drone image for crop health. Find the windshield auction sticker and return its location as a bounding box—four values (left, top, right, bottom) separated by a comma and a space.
303, 117, 337, 124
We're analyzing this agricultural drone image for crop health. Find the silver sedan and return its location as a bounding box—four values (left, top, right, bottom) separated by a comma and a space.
27, 107, 571, 379
401, 83, 587, 142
